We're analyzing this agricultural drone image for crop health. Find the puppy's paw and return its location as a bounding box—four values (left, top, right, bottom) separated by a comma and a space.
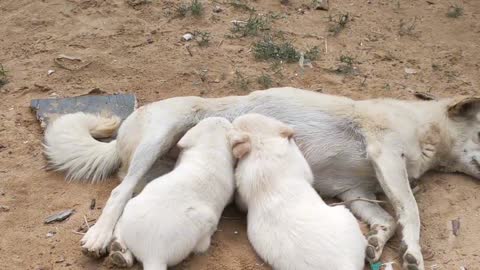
400, 242, 425, 270
80, 223, 113, 258
110, 251, 129, 268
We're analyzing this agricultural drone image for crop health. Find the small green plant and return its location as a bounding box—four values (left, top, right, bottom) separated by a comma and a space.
230, 15, 270, 38
176, 0, 203, 17
190, 0, 203, 16
399, 17, 417, 36
304, 46, 320, 61
447, 5, 463, 18
194, 31, 211, 47
328, 13, 349, 36
335, 55, 355, 74
0, 64, 7, 88
253, 37, 300, 63
257, 73, 273, 89
233, 71, 251, 91
229, 0, 256, 12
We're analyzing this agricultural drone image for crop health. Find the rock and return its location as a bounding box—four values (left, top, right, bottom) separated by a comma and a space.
46, 231, 56, 238
213, 5, 222, 13
0, 205, 10, 212
30, 93, 137, 129
44, 209, 74, 224
182, 33, 193, 41
404, 67, 418, 74
313, 0, 329, 10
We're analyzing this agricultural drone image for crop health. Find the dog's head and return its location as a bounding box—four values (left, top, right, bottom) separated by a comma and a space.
228, 113, 294, 159
228, 113, 313, 183
442, 97, 480, 178
177, 117, 233, 152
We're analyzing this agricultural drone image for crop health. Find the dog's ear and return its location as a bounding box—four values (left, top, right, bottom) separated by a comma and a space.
279, 124, 294, 139
177, 132, 194, 149
228, 130, 251, 159
447, 96, 480, 120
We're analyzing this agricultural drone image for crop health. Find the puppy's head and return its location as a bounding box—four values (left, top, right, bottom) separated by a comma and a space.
177, 117, 233, 150
443, 96, 480, 178
228, 113, 294, 160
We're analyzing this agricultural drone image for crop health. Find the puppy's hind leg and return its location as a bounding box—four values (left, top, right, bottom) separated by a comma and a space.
337, 188, 396, 263
109, 240, 134, 268
194, 234, 212, 254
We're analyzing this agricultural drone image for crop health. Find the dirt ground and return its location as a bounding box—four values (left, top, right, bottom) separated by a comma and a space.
1, 0, 479, 269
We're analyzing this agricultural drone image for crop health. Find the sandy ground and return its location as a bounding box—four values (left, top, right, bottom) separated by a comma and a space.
1, 0, 480, 269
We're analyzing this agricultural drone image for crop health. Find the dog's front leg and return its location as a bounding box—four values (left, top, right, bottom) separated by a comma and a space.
367, 142, 424, 270
81, 133, 177, 257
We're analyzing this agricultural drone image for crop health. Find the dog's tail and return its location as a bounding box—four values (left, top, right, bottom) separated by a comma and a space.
43, 112, 122, 183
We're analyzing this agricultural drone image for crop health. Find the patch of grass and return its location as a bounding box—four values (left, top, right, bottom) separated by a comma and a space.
304, 46, 320, 61
253, 37, 320, 63
230, 15, 270, 38
229, 0, 256, 13
233, 71, 251, 91
399, 17, 417, 36
194, 31, 211, 47
447, 5, 463, 18
328, 13, 349, 36
190, 0, 203, 16
335, 55, 355, 75
257, 73, 273, 89
176, 0, 203, 17
0, 64, 7, 88
253, 37, 300, 63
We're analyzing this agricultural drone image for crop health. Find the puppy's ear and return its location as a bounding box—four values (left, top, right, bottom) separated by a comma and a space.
279, 124, 294, 139
447, 96, 480, 120
177, 132, 193, 149
228, 130, 251, 159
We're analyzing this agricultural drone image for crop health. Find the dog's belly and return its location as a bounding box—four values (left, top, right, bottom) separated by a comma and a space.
208, 95, 378, 197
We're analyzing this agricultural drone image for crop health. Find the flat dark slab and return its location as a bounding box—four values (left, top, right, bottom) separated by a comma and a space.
30, 94, 137, 128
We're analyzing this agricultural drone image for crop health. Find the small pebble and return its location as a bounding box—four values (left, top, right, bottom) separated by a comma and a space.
234, 231, 238, 235
182, 33, 193, 41
46, 231, 56, 238
213, 5, 222, 13
0, 205, 10, 212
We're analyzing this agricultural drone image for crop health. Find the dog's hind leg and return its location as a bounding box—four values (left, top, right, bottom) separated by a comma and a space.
338, 188, 396, 263
109, 239, 134, 268
81, 123, 182, 257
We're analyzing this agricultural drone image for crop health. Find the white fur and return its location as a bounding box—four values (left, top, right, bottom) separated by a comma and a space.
110, 117, 235, 270
44, 112, 121, 182
230, 114, 367, 270
44, 87, 480, 270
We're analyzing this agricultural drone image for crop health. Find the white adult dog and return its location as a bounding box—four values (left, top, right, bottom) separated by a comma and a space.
109, 117, 234, 270
44, 87, 480, 270
229, 113, 367, 270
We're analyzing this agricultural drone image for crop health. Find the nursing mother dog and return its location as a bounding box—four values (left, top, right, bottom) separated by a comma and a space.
44, 87, 480, 270
229, 113, 367, 270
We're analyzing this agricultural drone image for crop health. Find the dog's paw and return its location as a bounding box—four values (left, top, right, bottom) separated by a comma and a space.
365, 225, 388, 262
80, 223, 114, 258
110, 251, 129, 268
400, 242, 425, 270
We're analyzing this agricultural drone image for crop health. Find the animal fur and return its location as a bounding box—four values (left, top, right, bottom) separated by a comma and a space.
44, 87, 480, 270
229, 113, 367, 270
108, 117, 235, 270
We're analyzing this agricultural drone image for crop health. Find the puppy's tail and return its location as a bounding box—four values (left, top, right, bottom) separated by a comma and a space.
43, 112, 122, 183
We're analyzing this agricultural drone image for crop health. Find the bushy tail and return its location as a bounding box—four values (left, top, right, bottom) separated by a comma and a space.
43, 112, 122, 183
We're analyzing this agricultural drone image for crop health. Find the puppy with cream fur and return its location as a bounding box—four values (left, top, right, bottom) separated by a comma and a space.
108, 117, 235, 270
230, 114, 367, 270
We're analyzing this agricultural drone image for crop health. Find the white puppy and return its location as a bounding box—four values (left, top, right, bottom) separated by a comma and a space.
109, 117, 235, 270
229, 114, 367, 270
